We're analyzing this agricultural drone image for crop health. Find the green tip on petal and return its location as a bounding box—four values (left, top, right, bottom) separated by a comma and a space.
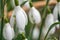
4, 18, 9, 23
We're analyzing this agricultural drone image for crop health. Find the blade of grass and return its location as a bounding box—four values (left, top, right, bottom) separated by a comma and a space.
44, 22, 60, 40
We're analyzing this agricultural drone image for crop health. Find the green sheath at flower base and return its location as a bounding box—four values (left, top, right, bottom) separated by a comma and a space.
47, 7, 51, 14
4, 18, 9, 23
57, 0, 60, 2
29, 2, 33, 8
15, 0, 19, 6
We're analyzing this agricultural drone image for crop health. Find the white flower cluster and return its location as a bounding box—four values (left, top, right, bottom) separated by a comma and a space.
3, 1, 60, 40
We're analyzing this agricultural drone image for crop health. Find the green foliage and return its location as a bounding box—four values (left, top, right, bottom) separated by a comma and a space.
44, 22, 60, 40
14, 33, 26, 40
7, 0, 14, 12
25, 17, 33, 38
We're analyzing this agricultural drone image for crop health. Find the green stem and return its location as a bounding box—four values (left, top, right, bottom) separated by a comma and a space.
38, 0, 50, 40
28, 24, 35, 40
1, 0, 4, 40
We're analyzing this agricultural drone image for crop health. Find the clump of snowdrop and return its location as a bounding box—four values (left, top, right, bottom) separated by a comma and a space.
28, 7, 41, 24
3, 23, 15, 40
32, 26, 39, 40
42, 13, 55, 38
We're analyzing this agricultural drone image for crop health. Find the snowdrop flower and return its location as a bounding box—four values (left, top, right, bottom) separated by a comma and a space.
32, 26, 39, 40
14, 6, 28, 33
28, 7, 41, 24
24, 1, 30, 9
42, 13, 55, 38
10, 6, 28, 27
53, 2, 60, 21
3, 23, 15, 40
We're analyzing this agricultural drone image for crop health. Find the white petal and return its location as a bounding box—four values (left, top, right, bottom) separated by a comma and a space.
19, 6, 28, 26
3, 23, 15, 40
15, 6, 26, 32
10, 11, 15, 27
28, 7, 41, 24
15, 6, 28, 26
42, 13, 55, 37
32, 26, 39, 39
24, 1, 30, 9
53, 2, 60, 21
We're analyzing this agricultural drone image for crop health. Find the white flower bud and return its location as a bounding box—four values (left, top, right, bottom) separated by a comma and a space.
32, 26, 39, 40
10, 6, 28, 28
53, 2, 60, 21
42, 13, 55, 38
3, 23, 15, 40
15, 6, 28, 33
28, 7, 41, 24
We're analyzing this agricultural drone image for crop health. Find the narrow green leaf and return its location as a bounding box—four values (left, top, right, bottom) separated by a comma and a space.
38, 0, 50, 40
25, 17, 33, 38
44, 22, 60, 40
28, 24, 35, 40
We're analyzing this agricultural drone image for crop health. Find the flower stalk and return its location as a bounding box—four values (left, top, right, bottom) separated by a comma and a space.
38, 0, 50, 40
0, 0, 4, 40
